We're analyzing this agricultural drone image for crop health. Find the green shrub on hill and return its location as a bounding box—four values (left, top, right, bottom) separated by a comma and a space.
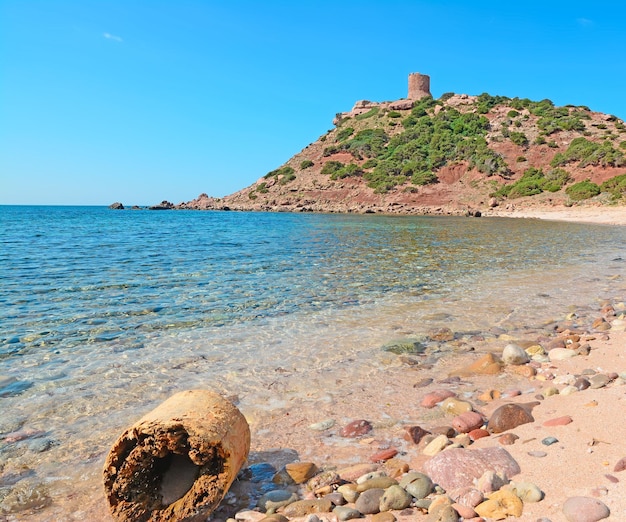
355, 107, 380, 120
321, 161, 344, 176
265, 165, 296, 184
336, 127, 355, 142
551, 137, 625, 168
300, 159, 314, 169
566, 180, 601, 201
600, 173, 626, 199
492, 167, 571, 199
330, 163, 364, 180
510, 131, 529, 147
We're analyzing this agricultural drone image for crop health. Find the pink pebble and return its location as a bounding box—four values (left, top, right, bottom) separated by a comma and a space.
421, 390, 456, 408
369, 448, 398, 463
543, 415, 573, 427
340, 419, 372, 438
452, 411, 484, 433
469, 428, 490, 441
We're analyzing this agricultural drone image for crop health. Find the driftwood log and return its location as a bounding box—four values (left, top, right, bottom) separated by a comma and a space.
103, 390, 250, 522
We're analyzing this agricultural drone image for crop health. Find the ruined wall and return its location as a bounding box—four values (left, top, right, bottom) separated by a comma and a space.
408, 73, 431, 100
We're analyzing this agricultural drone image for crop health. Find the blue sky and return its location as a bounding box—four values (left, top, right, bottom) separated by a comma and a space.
1, 1, 625, 205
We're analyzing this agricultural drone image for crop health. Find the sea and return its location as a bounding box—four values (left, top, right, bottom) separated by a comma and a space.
1, 205, 626, 519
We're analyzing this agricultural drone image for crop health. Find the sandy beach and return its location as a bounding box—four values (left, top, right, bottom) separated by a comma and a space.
3, 205, 625, 522
485, 205, 626, 226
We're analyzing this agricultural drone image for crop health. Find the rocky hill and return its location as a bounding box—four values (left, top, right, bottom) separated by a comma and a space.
179, 74, 626, 215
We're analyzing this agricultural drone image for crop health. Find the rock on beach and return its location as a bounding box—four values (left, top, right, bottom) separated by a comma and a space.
423, 446, 520, 490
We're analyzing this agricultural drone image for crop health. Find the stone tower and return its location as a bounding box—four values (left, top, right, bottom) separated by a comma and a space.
408, 72, 431, 100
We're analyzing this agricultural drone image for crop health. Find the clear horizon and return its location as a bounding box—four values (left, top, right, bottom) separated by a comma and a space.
2, 1, 625, 205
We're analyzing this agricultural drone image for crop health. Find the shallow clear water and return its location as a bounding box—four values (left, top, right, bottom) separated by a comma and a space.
1, 206, 626, 518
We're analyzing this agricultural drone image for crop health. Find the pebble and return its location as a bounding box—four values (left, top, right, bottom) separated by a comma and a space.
421, 390, 456, 408
549, 347, 578, 361
449, 486, 483, 508
337, 464, 378, 482
508, 481, 543, 502
369, 448, 397, 463
356, 476, 398, 492
468, 428, 489, 441
284, 462, 318, 484
283, 499, 332, 517
498, 433, 519, 445
528, 451, 548, 458
309, 419, 335, 431
307, 471, 341, 491
426, 504, 459, 522
451, 353, 502, 376
475, 470, 508, 493
487, 403, 534, 433
502, 343, 530, 365
560, 385, 579, 396
382, 458, 408, 478
423, 446, 520, 490
332, 506, 361, 521
614, 457, 626, 472
589, 374, 610, 389
544, 386, 560, 397
356, 471, 387, 484
371, 512, 396, 522
574, 377, 591, 390
440, 397, 473, 415
451, 411, 484, 433
399, 472, 434, 500
542, 436, 559, 446
340, 420, 372, 438
257, 490, 298, 512
562, 496, 610, 521
336, 484, 359, 504
423, 434, 450, 456
379, 484, 412, 511
543, 415, 573, 427
354, 488, 384, 515
478, 389, 501, 401
474, 489, 523, 518
404, 425, 430, 444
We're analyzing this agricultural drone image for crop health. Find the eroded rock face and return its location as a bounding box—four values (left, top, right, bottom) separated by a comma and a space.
423, 447, 520, 490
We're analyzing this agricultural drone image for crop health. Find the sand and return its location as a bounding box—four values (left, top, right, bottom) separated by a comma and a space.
485, 204, 626, 226
6, 204, 626, 522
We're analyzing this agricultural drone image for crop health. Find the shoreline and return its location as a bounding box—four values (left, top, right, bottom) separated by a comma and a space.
2, 209, 625, 521
483, 205, 626, 226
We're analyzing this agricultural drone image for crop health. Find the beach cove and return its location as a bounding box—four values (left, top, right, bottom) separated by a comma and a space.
1, 205, 626, 521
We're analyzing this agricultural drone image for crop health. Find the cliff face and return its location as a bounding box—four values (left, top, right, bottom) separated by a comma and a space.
180, 80, 626, 215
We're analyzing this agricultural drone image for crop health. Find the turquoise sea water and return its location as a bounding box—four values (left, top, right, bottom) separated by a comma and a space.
1, 206, 626, 518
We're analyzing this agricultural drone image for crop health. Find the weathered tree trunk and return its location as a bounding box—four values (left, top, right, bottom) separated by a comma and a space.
103, 390, 250, 522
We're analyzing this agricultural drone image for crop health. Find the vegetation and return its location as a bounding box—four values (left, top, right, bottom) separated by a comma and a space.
355, 107, 380, 120
300, 159, 314, 169
566, 180, 601, 201
309, 90, 625, 199
320, 161, 363, 180
509, 131, 529, 147
336, 127, 355, 142
551, 137, 625, 168
492, 167, 570, 199
601, 173, 626, 200
264, 165, 296, 184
